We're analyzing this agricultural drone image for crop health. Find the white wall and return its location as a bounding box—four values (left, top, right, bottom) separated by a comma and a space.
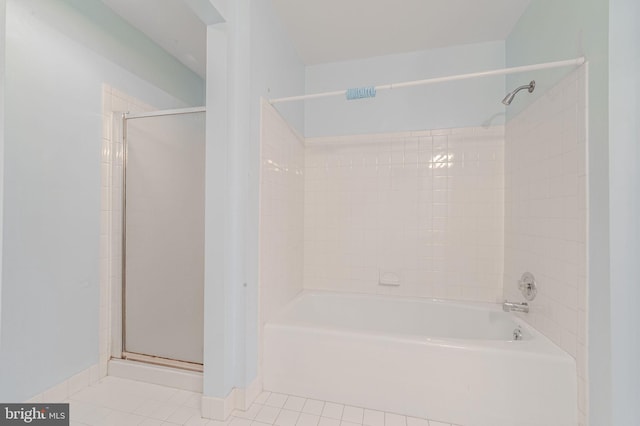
609, 0, 640, 423
0, 0, 5, 344
203, 0, 305, 400
304, 127, 504, 302
305, 41, 505, 138
259, 102, 305, 324
49, 0, 204, 106
503, 67, 588, 424
203, 22, 233, 399
0, 0, 202, 402
246, 0, 305, 389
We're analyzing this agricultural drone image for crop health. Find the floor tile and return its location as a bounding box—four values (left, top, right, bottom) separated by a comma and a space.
255, 405, 281, 424
406, 417, 429, 426
320, 403, 343, 420
275, 409, 301, 426
264, 393, 288, 409
296, 413, 320, 426
342, 407, 363, 424
102, 410, 147, 426
302, 400, 324, 416
254, 392, 271, 405
72, 386, 145, 413
184, 416, 212, 426
318, 418, 340, 426
64, 376, 212, 426
167, 390, 201, 406
363, 410, 384, 426
384, 413, 406, 426
283, 396, 306, 412
140, 420, 164, 426
182, 393, 202, 409
68, 378, 460, 426
68, 400, 113, 424
134, 400, 180, 421
207, 420, 231, 426
166, 406, 201, 424
229, 418, 252, 426
233, 404, 263, 420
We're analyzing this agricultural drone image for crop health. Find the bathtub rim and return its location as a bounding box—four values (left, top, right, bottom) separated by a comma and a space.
265, 289, 576, 361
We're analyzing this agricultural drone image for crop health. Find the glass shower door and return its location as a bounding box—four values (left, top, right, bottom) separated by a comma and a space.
123, 110, 205, 367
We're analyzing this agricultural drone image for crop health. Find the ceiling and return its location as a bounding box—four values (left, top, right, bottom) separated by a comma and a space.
271, 0, 531, 64
100, 0, 532, 76
100, 0, 213, 78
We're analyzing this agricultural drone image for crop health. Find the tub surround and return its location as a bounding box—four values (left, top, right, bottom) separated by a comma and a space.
259, 102, 306, 326
304, 127, 505, 302
503, 66, 588, 422
260, 102, 505, 309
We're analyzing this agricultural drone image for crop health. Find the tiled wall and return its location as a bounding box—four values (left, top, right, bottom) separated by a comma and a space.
303, 127, 505, 302
100, 85, 156, 373
503, 67, 588, 425
259, 103, 306, 323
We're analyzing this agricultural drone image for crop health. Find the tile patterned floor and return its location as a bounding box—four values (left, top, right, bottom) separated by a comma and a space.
66, 377, 459, 426
66, 377, 207, 426
237, 391, 458, 426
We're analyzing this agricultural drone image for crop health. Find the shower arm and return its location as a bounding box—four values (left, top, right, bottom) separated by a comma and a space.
512, 82, 535, 95
502, 80, 536, 105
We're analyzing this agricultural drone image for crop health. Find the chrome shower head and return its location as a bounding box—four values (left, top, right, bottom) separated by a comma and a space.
502, 80, 536, 105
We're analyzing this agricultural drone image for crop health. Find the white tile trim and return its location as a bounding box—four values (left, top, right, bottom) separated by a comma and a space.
202, 376, 262, 420
24, 363, 99, 403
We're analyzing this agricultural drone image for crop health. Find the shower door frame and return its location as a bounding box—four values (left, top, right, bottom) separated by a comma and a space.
119, 106, 206, 373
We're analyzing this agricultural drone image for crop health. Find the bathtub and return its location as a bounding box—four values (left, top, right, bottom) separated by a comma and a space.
263, 291, 576, 426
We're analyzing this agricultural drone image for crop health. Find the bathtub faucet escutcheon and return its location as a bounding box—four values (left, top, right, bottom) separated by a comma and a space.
502, 300, 529, 313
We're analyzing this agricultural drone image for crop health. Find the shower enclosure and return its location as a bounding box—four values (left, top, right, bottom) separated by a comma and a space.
120, 107, 206, 371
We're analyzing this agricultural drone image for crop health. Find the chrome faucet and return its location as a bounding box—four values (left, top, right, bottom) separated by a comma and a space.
503, 300, 529, 313
512, 326, 523, 341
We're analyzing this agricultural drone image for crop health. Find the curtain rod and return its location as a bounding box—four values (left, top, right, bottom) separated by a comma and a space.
269, 57, 586, 105
124, 106, 206, 120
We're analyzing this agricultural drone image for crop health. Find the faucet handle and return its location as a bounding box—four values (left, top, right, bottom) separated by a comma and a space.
518, 272, 537, 301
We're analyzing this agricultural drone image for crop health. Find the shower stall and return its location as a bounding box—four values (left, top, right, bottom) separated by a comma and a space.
110, 106, 206, 374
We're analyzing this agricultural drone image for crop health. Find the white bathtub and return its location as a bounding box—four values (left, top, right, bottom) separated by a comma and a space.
263, 291, 577, 426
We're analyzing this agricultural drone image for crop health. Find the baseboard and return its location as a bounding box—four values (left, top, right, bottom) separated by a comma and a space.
201, 376, 262, 420
24, 363, 101, 403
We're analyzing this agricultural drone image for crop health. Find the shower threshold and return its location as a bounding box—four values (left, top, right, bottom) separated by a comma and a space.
108, 357, 203, 392
122, 351, 203, 372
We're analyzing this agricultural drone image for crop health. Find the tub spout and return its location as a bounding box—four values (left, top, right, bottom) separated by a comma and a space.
503, 300, 529, 313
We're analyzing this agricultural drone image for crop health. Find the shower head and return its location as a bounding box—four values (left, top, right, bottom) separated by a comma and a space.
502, 80, 536, 105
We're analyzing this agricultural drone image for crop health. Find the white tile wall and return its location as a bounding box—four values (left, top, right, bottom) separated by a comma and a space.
259, 103, 306, 323
100, 85, 156, 374
303, 127, 505, 303
503, 66, 588, 425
